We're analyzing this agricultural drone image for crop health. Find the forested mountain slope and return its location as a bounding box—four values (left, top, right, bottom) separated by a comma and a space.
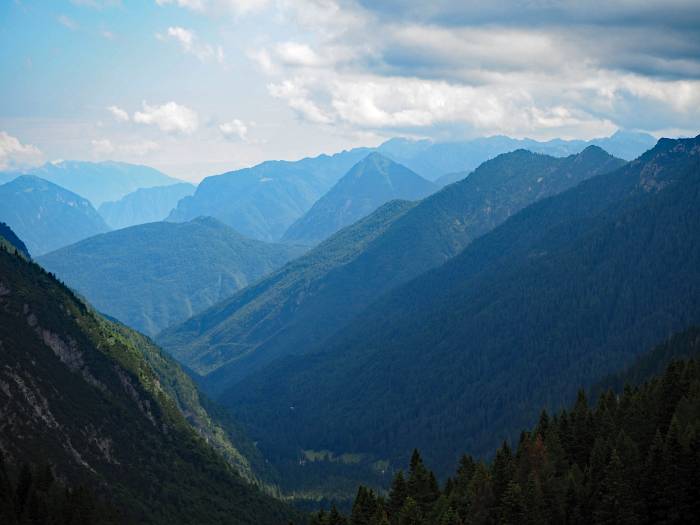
167, 148, 372, 241
319, 334, 700, 524
225, 136, 700, 478
159, 147, 625, 394
282, 153, 437, 245
39, 217, 305, 337
98, 183, 195, 230
0, 176, 109, 255
0, 234, 302, 524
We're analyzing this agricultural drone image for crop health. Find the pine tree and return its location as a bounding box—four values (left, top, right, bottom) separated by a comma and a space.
397, 497, 422, 525
499, 480, 524, 525
386, 471, 408, 523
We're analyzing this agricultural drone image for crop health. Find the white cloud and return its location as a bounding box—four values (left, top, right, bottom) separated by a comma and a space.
219, 119, 249, 141
160, 26, 225, 64
57, 15, 78, 30
91, 138, 159, 158
133, 101, 199, 134
155, 0, 268, 14
91, 138, 115, 155
268, 80, 333, 124
107, 105, 130, 122
0, 131, 43, 170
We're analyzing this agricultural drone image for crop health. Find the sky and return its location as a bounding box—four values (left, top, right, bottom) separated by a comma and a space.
1, 0, 699, 181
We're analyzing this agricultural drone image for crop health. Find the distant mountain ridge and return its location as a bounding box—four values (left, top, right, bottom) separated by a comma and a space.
378, 130, 655, 180
159, 146, 625, 395
39, 217, 306, 337
1, 160, 180, 206
98, 182, 196, 230
0, 175, 110, 255
282, 153, 437, 245
167, 148, 373, 241
224, 136, 700, 479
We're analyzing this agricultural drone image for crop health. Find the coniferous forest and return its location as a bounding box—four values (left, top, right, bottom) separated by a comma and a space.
2, 3, 700, 523
312, 332, 700, 524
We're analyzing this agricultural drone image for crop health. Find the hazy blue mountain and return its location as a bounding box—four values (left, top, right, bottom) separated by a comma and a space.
98, 182, 195, 229
0, 175, 110, 255
434, 171, 468, 187
166, 148, 373, 241
7, 160, 181, 206
38, 217, 306, 337
379, 130, 655, 180
282, 153, 437, 245
0, 237, 302, 525
225, 136, 700, 479
158, 146, 624, 394
0, 172, 18, 184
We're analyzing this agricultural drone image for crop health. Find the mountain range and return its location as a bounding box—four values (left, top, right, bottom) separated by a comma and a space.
1, 160, 180, 207
0, 175, 110, 256
378, 130, 656, 180
158, 146, 625, 395
282, 153, 437, 245
223, 135, 700, 480
0, 226, 302, 524
38, 217, 306, 337
167, 148, 372, 242
98, 182, 196, 230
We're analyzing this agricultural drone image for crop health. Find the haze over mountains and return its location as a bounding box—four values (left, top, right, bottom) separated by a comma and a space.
226, 135, 700, 478
159, 146, 625, 394
282, 153, 437, 245
0, 176, 110, 255
1, 160, 181, 207
98, 182, 196, 230
39, 217, 305, 337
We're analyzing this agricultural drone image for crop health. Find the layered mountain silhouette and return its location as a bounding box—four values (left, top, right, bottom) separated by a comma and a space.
0, 176, 110, 255
224, 136, 700, 478
4, 160, 180, 207
159, 146, 625, 394
282, 153, 437, 245
166, 148, 373, 241
98, 182, 196, 230
39, 217, 305, 337
378, 130, 656, 180
0, 230, 301, 524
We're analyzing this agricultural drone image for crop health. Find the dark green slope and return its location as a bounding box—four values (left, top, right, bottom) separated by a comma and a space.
159, 147, 624, 394
326, 337, 700, 524
282, 153, 437, 245
0, 176, 110, 256
98, 182, 195, 230
38, 217, 306, 337
167, 148, 372, 242
225, 136, 700, 478
0, 222, 29, 258
0, 239, 302, 524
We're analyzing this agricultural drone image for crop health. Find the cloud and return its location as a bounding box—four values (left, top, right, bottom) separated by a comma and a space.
219, 119, 249, 141
91, 138, 159, 157
155, 0, 268, 14
248, 0, 700, 139
159, 26, 225, 63
57, 15, 78, 30
133, 101, 199, 134
0, 131, 43, 170
107, 105, 130, 122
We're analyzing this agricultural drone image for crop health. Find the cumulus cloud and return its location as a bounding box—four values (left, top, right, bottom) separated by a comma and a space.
250, 0, 700, 139
159, 26, 224, 63
133, 101, 199, 134
107, 105, 130, 122
219, 119, 249, 141
0, 131, 43, 170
